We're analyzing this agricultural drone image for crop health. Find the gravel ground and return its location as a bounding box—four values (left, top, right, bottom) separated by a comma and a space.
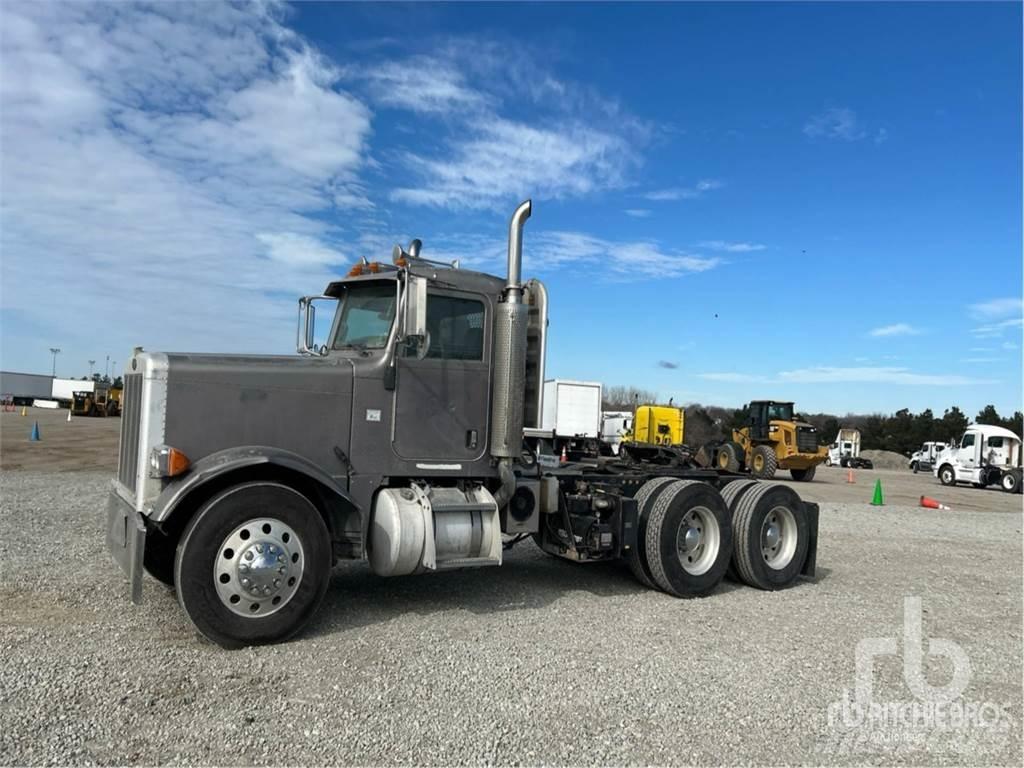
1, 470, 1021, 766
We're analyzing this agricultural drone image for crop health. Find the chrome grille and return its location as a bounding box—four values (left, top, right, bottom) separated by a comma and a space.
117, 373, 143, 492
796, 426, 818, 453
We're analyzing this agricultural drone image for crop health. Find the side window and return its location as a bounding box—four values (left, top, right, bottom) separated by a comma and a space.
987, 436, 1004, 448
423, 295, 485, 361
961, 434, 975, 448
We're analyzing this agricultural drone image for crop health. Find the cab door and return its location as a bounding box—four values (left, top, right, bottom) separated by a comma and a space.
391, 289, 491, 462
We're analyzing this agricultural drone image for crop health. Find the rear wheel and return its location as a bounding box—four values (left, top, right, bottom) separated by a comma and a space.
938, 465, 956, 486
174, 482, 332, 649
720, 479, 759, 582
731, 483, 809, 590
644, 481, 732, 597
750, 446, 778, 479
626, 477, 678, 589
1001, 470, 1021, 494
717, 443, 742, 473
790, 466, 816, 482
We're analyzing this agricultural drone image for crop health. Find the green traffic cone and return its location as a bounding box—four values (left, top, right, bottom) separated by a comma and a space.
871, 478, 884, 506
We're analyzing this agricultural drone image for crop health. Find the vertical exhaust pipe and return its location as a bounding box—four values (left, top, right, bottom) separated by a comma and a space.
504, 200, 531, 304
490, 200, 533, 467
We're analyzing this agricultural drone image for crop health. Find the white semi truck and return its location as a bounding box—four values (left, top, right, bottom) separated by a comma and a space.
934, 424, 1022, 493
825, 428, 873, 469
908, 441, 948, 473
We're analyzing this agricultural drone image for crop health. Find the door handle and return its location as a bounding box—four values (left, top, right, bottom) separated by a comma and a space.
466, 429, 478, 449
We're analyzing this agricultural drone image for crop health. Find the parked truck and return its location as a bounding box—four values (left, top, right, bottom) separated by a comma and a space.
105, 201, 820, 648
934, 424, 1022, 493
539, 379, 602, 459
600, 410, 633, 455
908, 441, 948, 473
825, 428, 873, 469
0, 371, 53, 406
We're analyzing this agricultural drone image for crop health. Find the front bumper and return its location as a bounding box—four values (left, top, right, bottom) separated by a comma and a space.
105, 485, 146, 604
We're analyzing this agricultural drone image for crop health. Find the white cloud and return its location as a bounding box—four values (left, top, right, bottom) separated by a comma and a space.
869, 323, 923, 337
624, 209, 652, 218
424, 230, 719, 280
644, 179, 724, 201
357, 56, 490, 114
699, 366, 991, 387
391, 117, 637, 209
698, 240, 766, 253
968, 297, 1023, 320
803, 107, 866, 141
0, 2, 373, 362
971, 318, 1024, 338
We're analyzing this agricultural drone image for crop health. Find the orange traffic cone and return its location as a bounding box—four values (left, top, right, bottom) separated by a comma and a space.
846, 469, 855, 484
560, 445, 568, 463
920, 495, 950, 510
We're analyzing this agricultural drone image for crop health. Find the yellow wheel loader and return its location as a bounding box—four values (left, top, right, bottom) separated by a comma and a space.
708, 400, 827, 481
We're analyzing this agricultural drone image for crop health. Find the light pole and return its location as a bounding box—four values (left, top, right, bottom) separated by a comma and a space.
105, 355, 110, 380
49, 348, 61, 377
88, 360, 96, 379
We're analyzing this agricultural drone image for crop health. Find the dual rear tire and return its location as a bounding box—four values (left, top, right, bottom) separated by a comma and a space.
629, 479, 732, 597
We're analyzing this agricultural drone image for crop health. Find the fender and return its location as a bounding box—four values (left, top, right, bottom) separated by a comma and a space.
149, 445, 360, 525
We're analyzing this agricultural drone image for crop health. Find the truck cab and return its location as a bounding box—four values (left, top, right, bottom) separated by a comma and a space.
934, 425, 1022, 491
909, 441, 948, 473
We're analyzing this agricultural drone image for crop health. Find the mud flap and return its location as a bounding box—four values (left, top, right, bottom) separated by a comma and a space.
105, 486, 146, 604
800, 501, 820, 578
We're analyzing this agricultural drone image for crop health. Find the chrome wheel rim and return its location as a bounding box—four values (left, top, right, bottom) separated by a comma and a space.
675, 505, 720, 575
214, 517, 304, 617
761, 506, 797, 570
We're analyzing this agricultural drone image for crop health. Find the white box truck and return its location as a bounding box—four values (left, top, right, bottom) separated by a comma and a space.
601, 410, 633, 455
540, 379, 602, 459
934, 424, 1022, 493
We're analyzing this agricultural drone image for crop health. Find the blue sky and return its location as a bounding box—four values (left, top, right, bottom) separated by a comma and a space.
1, 1, 1021, 416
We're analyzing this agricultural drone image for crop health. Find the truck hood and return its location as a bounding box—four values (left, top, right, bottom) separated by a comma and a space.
162, 353, 354, 480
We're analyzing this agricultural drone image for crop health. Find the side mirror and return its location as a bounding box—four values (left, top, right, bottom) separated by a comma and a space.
297, 296, 332, 356
398, 276, 429, 359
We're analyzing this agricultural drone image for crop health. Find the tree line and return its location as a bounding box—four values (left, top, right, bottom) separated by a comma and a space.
602, 385, 1022, 456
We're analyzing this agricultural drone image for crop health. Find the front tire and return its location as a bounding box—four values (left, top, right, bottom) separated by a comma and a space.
174, 482, 332, 649
644, 481, 732, 597
717, 442, 742, 473
938, 465, 956, 487
911, 461, 918, 473
790, 466, 816, 482
750, 445, 778, 479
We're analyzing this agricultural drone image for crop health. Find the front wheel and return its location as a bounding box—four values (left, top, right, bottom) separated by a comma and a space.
174, 482, 332, 649
790, 466, 816, 482
938, 465, 956, 487
911, 461, 919, 473
750, 445, 778, 479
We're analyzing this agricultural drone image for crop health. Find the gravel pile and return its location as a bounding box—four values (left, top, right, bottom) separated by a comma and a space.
1, 470, 1021, 766
860, 449, 909, 470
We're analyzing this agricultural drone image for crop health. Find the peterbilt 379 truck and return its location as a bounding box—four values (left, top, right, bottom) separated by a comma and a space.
106, 201, 820, 648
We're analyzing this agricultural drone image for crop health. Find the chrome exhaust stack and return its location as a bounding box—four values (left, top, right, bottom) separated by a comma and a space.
490, 200, 533, 471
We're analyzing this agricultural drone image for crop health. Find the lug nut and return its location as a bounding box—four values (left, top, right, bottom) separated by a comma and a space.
277, 554, 285, 563
273, 579, 281, 588
245, 551, 253, 561
239, 563, 249, 573
278, 566, 286, 575
255, 544, 264, 554
263, 586, 272, 596
241, 578, 250, 588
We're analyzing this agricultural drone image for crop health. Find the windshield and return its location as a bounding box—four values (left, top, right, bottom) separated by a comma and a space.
331, 283, 397, 350
766, 402, 794, 421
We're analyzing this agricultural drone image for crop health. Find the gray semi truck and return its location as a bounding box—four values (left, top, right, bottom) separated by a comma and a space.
106, 200, 820, 648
